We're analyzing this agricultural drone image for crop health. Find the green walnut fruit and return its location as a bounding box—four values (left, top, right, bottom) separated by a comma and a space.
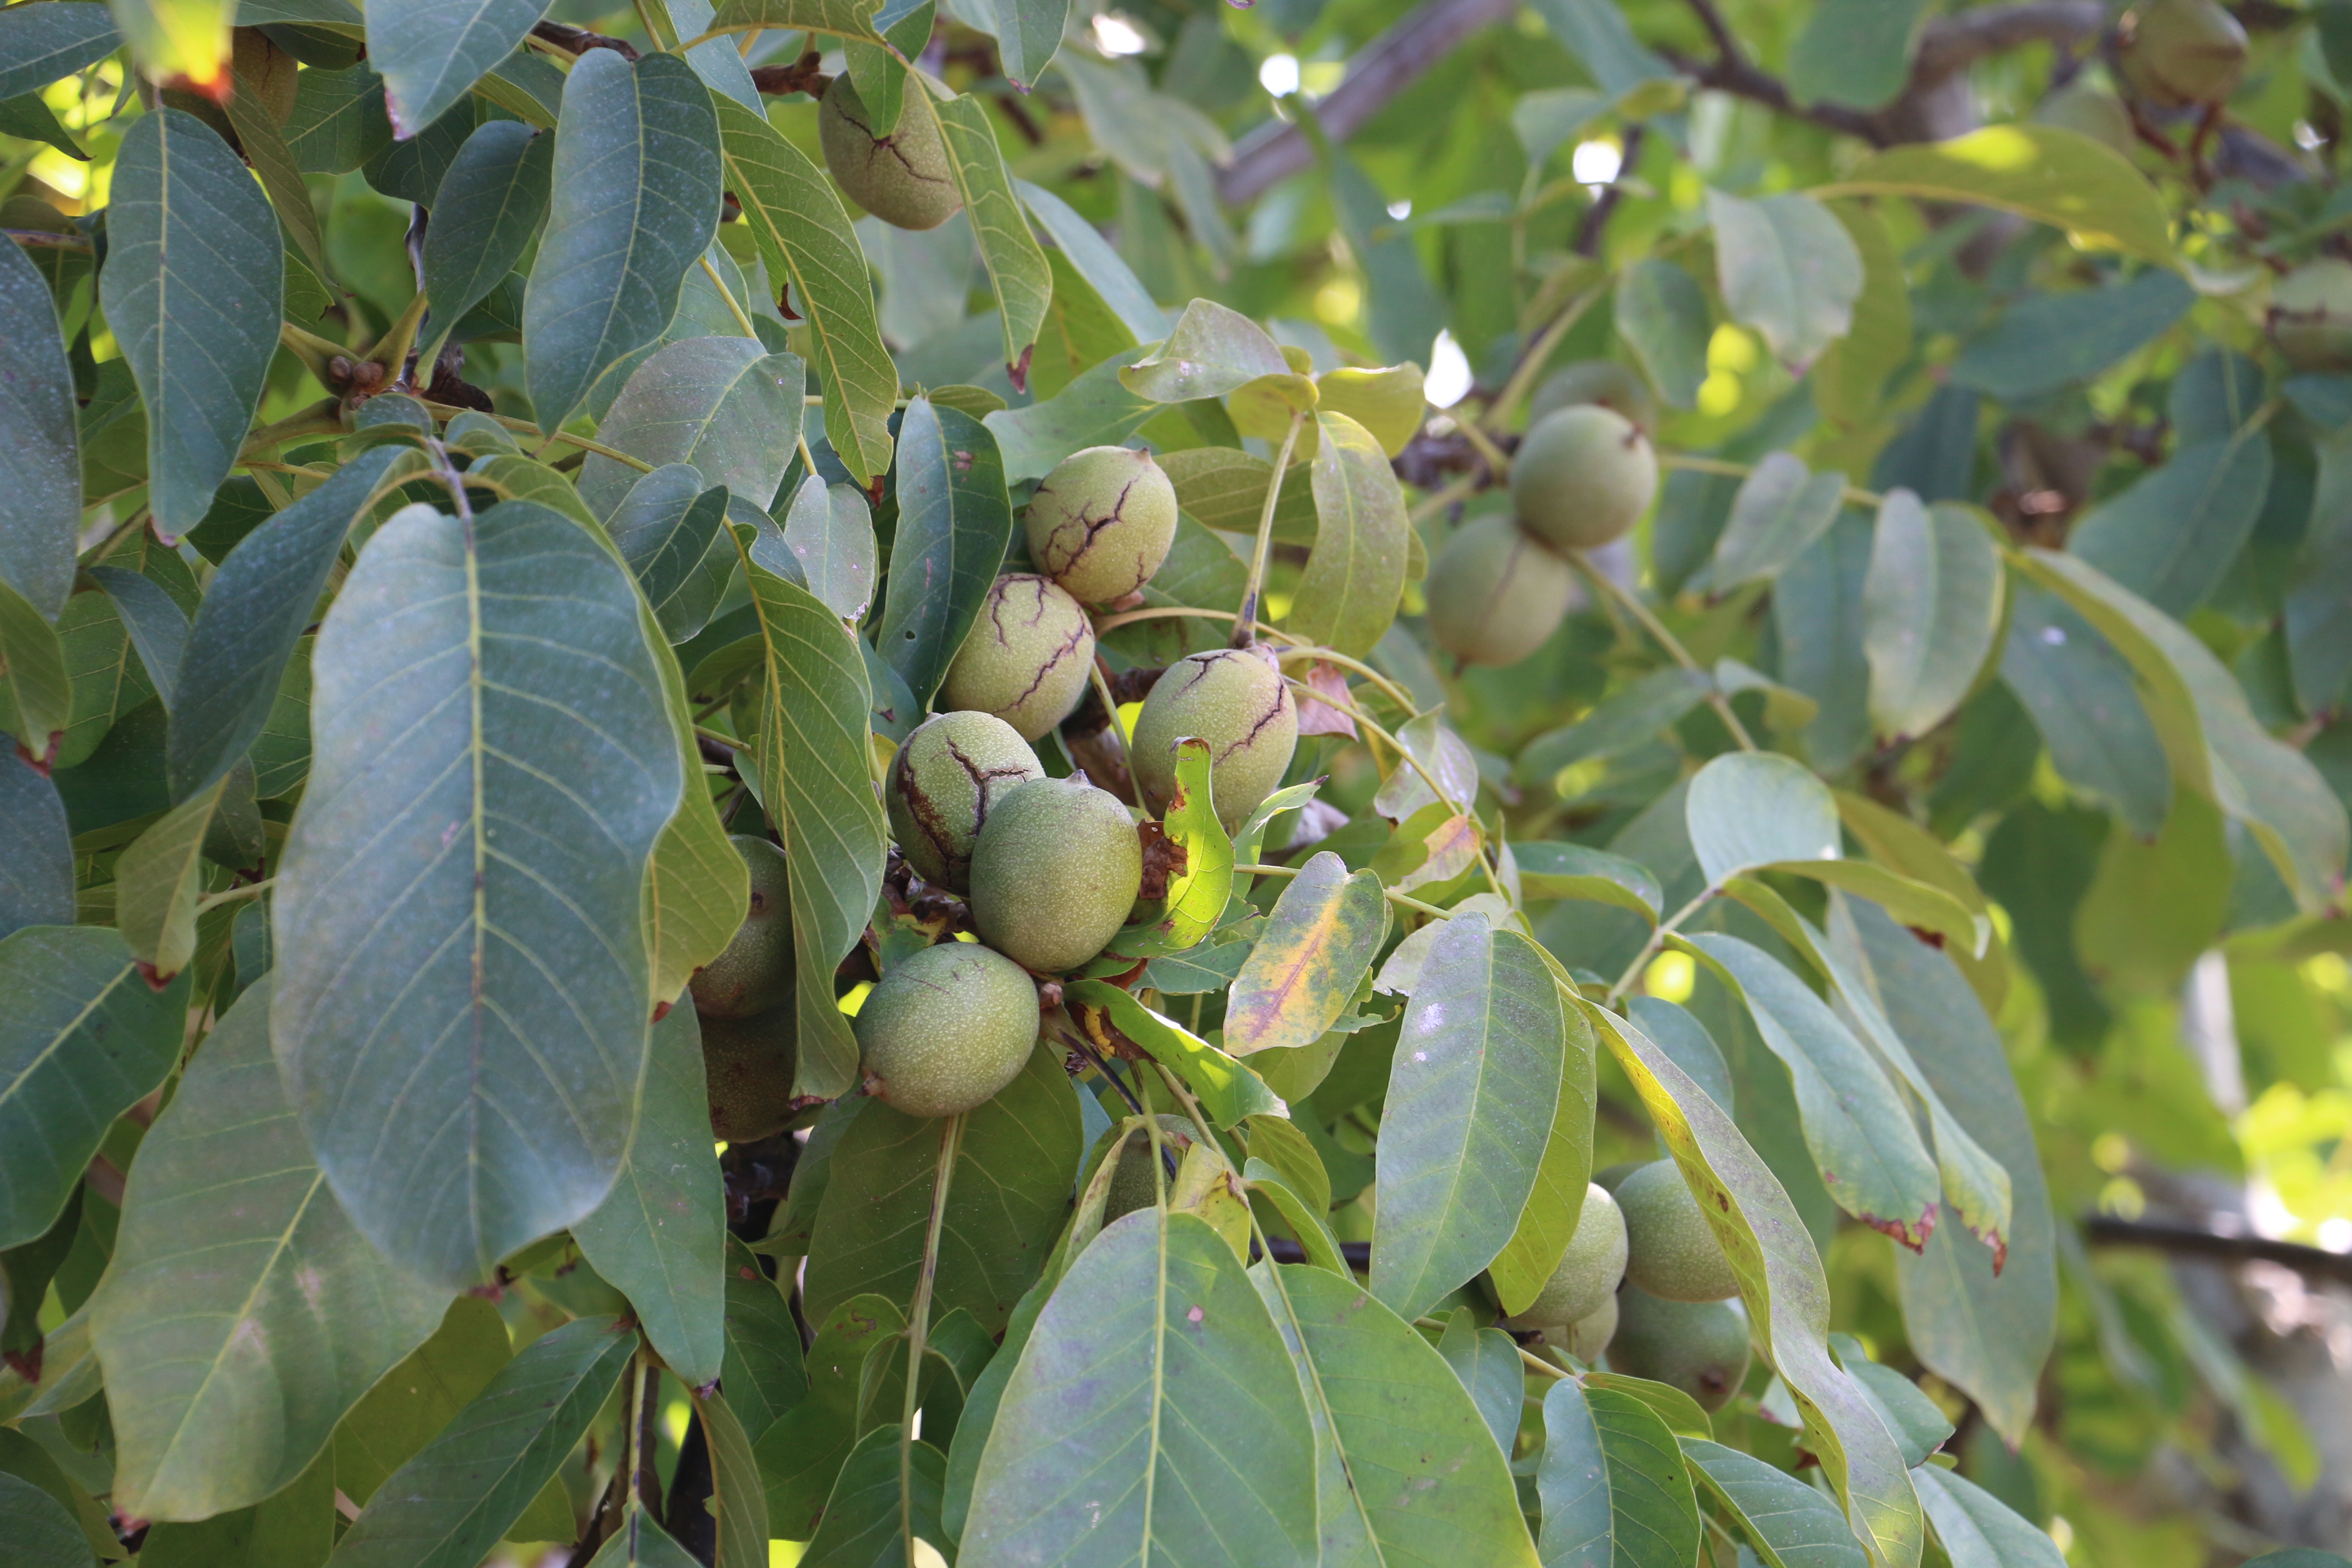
969, 776, 1144, 973
2034, 82, 2137, 159
2119, 0, 2247, 108
690, 836, 794, 1019
1563, 1293, 1619, 1362
855, 940, 1041, 1116
701, 1005, 798, 1142
817, 77, 961, 231
1618, 1160, 1740, 1302
1501, 1183, 1628, 1330
1425, 513, 1574, 667
1102, 1115, 1198, 1222
1512, 405, 1660, 553
1025, 446, 1181, 606
885, 711, 1044, 894
1129, 645, 1298, 832
940, 575, 1097, 741
1607, 1285, 1752, 1413
2271, 260, 2352, 373
1527, 360, 1657, 433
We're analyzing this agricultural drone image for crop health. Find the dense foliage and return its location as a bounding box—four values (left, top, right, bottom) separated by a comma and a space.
12, 0, 2352, 1563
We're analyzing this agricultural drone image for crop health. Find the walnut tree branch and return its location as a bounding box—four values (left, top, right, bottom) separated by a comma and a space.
2082, 1214, 2352, 1291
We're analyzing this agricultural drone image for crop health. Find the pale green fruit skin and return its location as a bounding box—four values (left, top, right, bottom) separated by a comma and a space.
2271, 259, 2352, 372
1502, 1184, 1627, 1330
1426, 513, 1574, 667
1528, 360, 1657, 433
817, 77, 961, 231
1606, 1284, 1751, 1413
690, 836, 794, 1019
885, 711, 1043, 894
1564, 1293, 1618, 1362
2120, 0, 2247, 108
940, 575, 1097, 741
1102, 1115, 1197, 1222
700, 1004, 798, 1142
2034, 83, 2137, 159
1130, 645, 1298, 832
1618, 1160, 1740, 1302
969, 776, 1144, 973
1512, 406, 1660, 551
1025, 446, 1180, 605
855, 941, 1041, 1116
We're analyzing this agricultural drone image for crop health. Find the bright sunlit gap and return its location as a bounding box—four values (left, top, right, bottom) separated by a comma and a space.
1090, 12, 1147, 55
1386, 199, 1412, 220
1424, 331, 1471, 409
1260, 52, 1300, 97
1571, 138, 1622, 187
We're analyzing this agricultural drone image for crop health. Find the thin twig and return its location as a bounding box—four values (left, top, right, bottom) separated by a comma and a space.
1482, 286, 1602, 436
1235, 412, 1308, 643
1660, 451, 1883, 509
901, 1113, 963, 1556
414, 400, 656, 472
699, 253, 761, 341
1563, 553, 1758, 752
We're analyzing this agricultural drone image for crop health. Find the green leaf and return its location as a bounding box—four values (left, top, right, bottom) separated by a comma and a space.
1486, 999, 1597, 1317
113, 775, 221, 982
983, 339, 1164, 482
1537, 1378, 1703, 1568
1159, 444, 1317, 540
220, 55, 329, 284
1514, 667, 1712, 790
581, 337, 803, 520
1018, 179, 1166, 342
730, 545, 885, 1099
368, 0, 544, 135
1372, 914, 1566, 1322
274, 500, 683, 1287
0, 4, 122, 101
1512, 840, 1663, 921
2070, 430, 2272, 618
777, 475, 878, 625
1709, 191, 1862, 365
1123, 297, 1301, 406
420, 119, 553, 355
168, 446, 412, 801
1912, 1466, 2063, 1568
1568, 997, 1924, 1568
698, 1387, 770, 1568
721, 1238, 807, 1445
875, 397, 1015, 707
1686, 751, 1840, 887
1287, 409, 1409, 658
1823, 124, 2175, 265
88, 564, 187, 710
0, 235, 78, 621
1121, 736, 1233, 953
608, 468, 733, 643
705, 0, 887, 43
799, 1423, 952, 1567
930, 89, 1050, 384
524, 51, 722, 428
805, 1042, 1079, 1337
102, 110, 284, 537
1787, 0, 1925, 111
754, 1293, 906, 1538
1946, 268, 2195, 402
0, 926, 190, 1250
327, 1316, 635, 1568
1759, 859, 1984, 959
1862, 494, 2002, 742
1616, 258, 1709, 410
1998, 585, 2170, 837
0, 760, 72, 940
327, 1297, 505, 1502
960, 1208, 1318, 1566
586, 1509, 701, 1568
1525, 0, 1674, 99
1436, 1310, 1525, 1455
1682, 1438, 1868, 1568
0, 1471, 86, 1568
573, 1005, 727, 1387
713, 95, 897, 485
1224, 850, 1389, 1057
1703, 451, 1847, 591
0, 578, 72, 761
1062, 979, 1285, 1126
1255, 1262, 1540, 1565
91, 984, 447, 1521
1813, 201, 1912, 428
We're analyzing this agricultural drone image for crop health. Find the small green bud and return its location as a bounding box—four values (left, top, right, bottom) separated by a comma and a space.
1025, 446, 1180, 605
968, 776, 1144, 973
940, 574, 1097, 741
885, 710, 1044, 894
817, 78, 962, 231
1424, 513, 1574, 667
1129, 645, 1298, 832
855, 941, 1041, 1117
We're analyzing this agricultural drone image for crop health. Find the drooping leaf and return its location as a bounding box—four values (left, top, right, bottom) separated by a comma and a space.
874, 397, 1015, 707
779, 475, 879, 625
1685, 750, 1840, 887
1485, 999, 1597, 1317
1288, 409, 1409, 658
88, 564, 187, 709
753, 1293, 906, 1538
798, 1422, 952, 1567
1537, 1378, 1702, 1568
930, 89, 1052, 383
0, 3, 124, 102
0, 1471, 86, 1568
1708, 190, 1863, 365
1017, 179, 1166, 342
1823, 124, 2175, 264
274, 500, 683, 1288
1224, 852, 1389, 1057
92, 985, 448, 1522
1436, 1310, 1526, 1456
1682, 1438, 1869, 1568
1062, 979, 1285, 1126
698, 1387, 769, 1568
1863, 493, 2002, 741
0, 926, 191, 1251
607, 468, 733, 644
1947, 268, 2197, 403
1912, 1466, 2064, 1568
367, 0, 544, 137
102, 110, 285, 537
1998, 585, 2170, 838
580, 337, 802, 521
573, 1005, 727, 1387
420, 118, 554, 354
524, 50, 722, 428
0, 759, 73, 940
326, 1316, 635, 1568
0, 234, 79, 621
1813, 200, 1913, 427
959, 1209, 1318, 1567
113, 775, 222, 982
1704, 451, 1847, 591
586, 1509, 702, 1568
2068, 429, 2272, 618
1616, 258, 1709, 410
1372, 914, 1567, 1323
730, 545, 885, 1099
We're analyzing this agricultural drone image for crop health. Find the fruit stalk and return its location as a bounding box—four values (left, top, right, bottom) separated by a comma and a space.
901, 1110, 965, 1552
1234, 410, 1308, 648
1563, 552, 1758, 754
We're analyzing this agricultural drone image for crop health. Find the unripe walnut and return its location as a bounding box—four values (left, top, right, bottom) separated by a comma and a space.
855, 940, 1040, 1116
1527, 359, 1657, 433
2119, 0, 2247, 109
2271, 259, 2352, 373
1424, 513, 1574, 667
700, 1004, 798, 1142
1128, 645, 1298, 832
1512, 405, 1659, 552
885, 710, 1043, 894
1607, 1285, 1751, 1413
818, 77, 962, 231
1024, 446, 1179, 605
1499, 1183, 1628, 1330
968, 776, 1144, 974
689, 836, 793, 1019
940, 575, 1096, 741
1618, 1160, 1740, 1302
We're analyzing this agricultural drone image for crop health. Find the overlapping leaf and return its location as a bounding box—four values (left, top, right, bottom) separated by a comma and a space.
875, 397, 1015, 707
0, 236, 78, 621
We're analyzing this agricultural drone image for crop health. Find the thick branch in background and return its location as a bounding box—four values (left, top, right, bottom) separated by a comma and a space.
2082, 1215, 2352, 1289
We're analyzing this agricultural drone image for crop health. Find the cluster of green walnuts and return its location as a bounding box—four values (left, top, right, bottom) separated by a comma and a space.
691, 442, 1303, 1135
1423, 362, 1660, 669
